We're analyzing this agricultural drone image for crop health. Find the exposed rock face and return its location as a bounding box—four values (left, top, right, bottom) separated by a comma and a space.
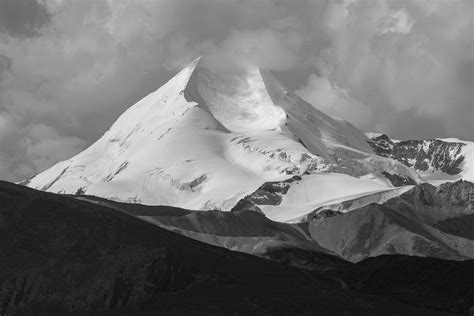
231, 175, 300, 210
398, 180, 473, 211
381, 171, 417, 187
367, 134, 466, 175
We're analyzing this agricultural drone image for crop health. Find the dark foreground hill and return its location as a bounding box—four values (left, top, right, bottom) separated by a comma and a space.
338, 255, 474, 314
0, 181, 472, 315
75, 194, 329, 258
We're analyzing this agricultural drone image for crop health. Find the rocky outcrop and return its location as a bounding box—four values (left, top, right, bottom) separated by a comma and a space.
381, 171, 417, 186
399, 180, 473, 208
230, 175, 301, 210
367, 134, 466, 175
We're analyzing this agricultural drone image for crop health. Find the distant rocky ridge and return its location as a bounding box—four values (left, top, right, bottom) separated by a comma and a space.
367, 134, 466, 175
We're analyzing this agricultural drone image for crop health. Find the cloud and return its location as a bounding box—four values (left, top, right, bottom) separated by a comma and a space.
0, 54, 11, 82
202, 28, 304, 71
0, 112, 85, 181
379, 9, 413, 34
0, 0, 51, 38
296, 74, 373, 128
25, 124, 85, 174
0, 0, 472, 181
298, 0, 473, 140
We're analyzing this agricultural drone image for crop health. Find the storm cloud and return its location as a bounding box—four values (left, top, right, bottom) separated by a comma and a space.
0, 0, 51, 38
0, 0, 472, 181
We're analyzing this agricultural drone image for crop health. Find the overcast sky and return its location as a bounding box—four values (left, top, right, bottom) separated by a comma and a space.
0, 0, 472, 182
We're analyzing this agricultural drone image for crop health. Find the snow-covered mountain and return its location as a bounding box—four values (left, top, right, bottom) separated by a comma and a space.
25, 57, 420, 222
366, 133, 473, 185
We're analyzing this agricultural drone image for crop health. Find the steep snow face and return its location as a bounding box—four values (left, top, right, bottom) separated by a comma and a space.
260, 71, 373, 158
259, 71, 418, 183
366, 133, 474, 184
26, 58, 417, 221
186, 65, 286, 132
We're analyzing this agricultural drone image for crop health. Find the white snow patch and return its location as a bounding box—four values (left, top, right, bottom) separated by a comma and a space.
259, 173, 394, 223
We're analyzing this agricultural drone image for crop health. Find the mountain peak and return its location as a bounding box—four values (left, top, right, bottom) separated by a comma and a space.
25, 58, 420, 221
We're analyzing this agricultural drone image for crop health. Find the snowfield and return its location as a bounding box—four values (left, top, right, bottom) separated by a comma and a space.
258, 173, 412, 223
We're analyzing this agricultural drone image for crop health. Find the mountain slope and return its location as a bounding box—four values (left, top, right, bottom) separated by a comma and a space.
75, 181, 474, 265
1, 181, 454, 315
25, 58, 417, 222
309, 181, 474, 262
76, 194, 325, 257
